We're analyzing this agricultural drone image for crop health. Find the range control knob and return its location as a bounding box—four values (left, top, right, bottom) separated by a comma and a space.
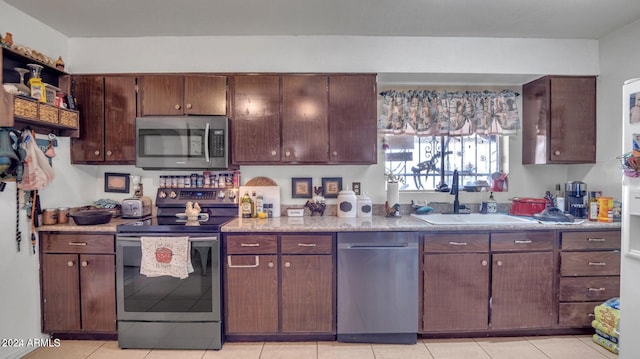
169, 191, 178, 199
158, 191, 167, 199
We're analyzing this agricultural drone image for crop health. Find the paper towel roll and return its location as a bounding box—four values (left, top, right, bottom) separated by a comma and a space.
387, 182, 399, 206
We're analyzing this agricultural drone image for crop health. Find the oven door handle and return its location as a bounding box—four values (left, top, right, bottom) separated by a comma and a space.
116, 235, 218, 242
227, 255, 260, 268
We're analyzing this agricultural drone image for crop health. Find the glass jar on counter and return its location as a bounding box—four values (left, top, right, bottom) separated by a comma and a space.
170, 175, 178, 188
159, 175, 167, 188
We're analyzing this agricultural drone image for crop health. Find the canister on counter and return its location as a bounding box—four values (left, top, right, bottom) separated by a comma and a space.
57, 207, 69, 224
42, 208, 58, 225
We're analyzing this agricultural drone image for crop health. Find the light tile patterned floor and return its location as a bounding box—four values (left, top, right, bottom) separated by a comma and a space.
22, 335, 618, 359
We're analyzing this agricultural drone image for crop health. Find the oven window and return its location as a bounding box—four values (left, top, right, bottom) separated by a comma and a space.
121, 242, 213, 313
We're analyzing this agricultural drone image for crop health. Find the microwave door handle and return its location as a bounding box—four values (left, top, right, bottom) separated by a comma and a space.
204, 122, 211, 163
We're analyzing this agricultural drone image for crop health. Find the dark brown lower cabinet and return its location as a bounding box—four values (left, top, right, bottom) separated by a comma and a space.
490, 251, 555, 329
224, 234, 335, 336
225, 254, 279, 333
40, 233, 116, 333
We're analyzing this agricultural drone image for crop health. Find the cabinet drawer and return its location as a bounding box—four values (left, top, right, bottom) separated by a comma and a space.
561, 252, 620, 276
423, 233, 489, 253
559, 277, 620, 301
491, 231, 553, 251
281, 235, 333, 254
558, 302, 598, 327
561, 231, 621, 250
225, 234, 277, 254
42, 234, 114, 254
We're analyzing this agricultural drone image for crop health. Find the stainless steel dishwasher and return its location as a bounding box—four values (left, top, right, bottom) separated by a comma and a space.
337, 232, 419, 344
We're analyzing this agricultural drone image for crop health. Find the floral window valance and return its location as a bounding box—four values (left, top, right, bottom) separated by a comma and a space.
378, 90, 520, 136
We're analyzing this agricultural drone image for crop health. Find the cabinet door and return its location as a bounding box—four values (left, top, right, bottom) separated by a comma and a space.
225, 254, 278, 334
42, 254, 81, 331
184, 75, 227, 115
71, 76, 105, 162
281, 75, 329, 162
548, 77, 596, 163
104, 76, 136, 163
231, 75, 281, 163
491, 252, 555, 329
80, 254, 116, 332
423, 253, 489, 331
328, 75, 377, 164
281, 254, 334, 333
139, 76, 184, 115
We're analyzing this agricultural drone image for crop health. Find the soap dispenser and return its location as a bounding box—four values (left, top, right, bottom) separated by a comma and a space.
487, 192, 497, 213
480, 188, 488, 214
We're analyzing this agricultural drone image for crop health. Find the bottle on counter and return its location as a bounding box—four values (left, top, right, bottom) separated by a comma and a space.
480, 188, 488, 214
241, 192, 253, 218
588, 191, 600, 221
256, 194, 264, 216
251, 191, 258, 217
487, 192, 497, 213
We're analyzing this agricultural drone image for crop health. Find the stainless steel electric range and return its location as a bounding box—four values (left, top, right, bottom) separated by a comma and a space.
116, 187, 238, 350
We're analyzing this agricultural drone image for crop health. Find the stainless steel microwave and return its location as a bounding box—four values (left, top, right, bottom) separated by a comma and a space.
135, 116, 228, 170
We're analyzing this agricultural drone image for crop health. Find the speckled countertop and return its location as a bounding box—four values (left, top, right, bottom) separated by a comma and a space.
220, 215, 621, 232
37, 215, 621, 233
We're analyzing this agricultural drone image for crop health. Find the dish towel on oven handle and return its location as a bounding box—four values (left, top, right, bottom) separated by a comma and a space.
140, 236, 194, 279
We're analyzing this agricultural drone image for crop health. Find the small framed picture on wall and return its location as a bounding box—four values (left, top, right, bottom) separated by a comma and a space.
291, 177, 312, 198
321, 177, 342, 198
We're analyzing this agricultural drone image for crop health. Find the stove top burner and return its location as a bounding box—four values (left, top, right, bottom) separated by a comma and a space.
117, 188, 239, 234
117, 216, 236, 233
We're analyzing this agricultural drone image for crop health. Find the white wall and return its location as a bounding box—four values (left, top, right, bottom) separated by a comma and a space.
599, 18, 640, 359
0, 3, 77, 358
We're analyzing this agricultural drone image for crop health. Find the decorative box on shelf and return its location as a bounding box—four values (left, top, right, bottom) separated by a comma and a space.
13, 95, 78, 130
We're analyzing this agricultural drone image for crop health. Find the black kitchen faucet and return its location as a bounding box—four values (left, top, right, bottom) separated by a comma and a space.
450, 169, 461, 214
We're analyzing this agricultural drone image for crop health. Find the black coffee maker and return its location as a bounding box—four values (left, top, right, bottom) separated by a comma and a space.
565, 181, 587, 218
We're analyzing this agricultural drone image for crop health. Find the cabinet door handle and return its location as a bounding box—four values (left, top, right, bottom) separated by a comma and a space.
332, 151, 338, 156
448, 241, 468, 246
284, 261, 291, 268
227, 255, 259, 268
106, 150, 112, 156
481, 260, 488, 266
186, 103, 192, 109
67, 261, 74, 267
588, 238, 606, 242
514, 240, 532, 244
496, 260, 503, 266
285, 151, 291, 157
588, 287, 606, 292
81, 261, 88, 267
271, 150, 277, 156
240, 243, 260, 247
68, 242, 87, 246
554, 150, 561, 156
268, 261, 274, 268
94, 150, 100, 156
298, 243, 317, 247
174, 104, 181, 110
588, 262, 606, 266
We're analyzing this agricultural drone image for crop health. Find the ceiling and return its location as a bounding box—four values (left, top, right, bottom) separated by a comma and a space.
5, 0, 640, 39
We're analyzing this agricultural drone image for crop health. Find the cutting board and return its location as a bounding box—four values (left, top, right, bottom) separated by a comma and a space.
238, 186, 281, 218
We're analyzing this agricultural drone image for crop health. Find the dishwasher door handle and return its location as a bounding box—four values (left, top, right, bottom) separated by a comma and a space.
345, 244, 411, 249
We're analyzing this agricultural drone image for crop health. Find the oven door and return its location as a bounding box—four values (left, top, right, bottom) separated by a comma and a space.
116, 234, 221, 322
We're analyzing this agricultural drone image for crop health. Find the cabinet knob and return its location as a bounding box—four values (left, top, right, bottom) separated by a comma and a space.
271, 150, 277, 156
175, 104, 181, 110
284, 261, 291, 268
481, 260, 488, 266
94, 150, 100, 156
81, 261, 88, 267
186, 103, 192, 109
106, 150, 112, 156
67, 261, 74, 267
332, 151, 338, 156
496, 260, 503, 267
268, 261, 274, 268
285, 151, 291, 157
554, 150, 561, 156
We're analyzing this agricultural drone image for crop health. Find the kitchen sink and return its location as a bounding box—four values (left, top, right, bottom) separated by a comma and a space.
411, 213, 536, 225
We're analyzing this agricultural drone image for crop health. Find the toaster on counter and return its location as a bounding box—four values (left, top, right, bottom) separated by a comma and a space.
121, 196, 153, 219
